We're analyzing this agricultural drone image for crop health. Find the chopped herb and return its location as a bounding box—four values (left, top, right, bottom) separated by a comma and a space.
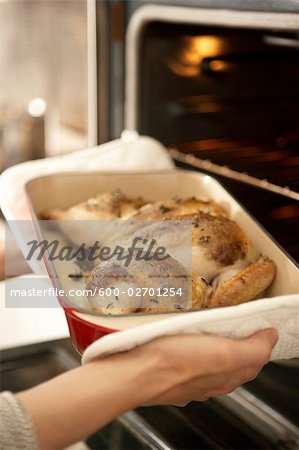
199, 235, 210, 243
159, 204, 171, 214
172, 195, 182, 204
173, 304, 182, 310
68, 273, 83, 281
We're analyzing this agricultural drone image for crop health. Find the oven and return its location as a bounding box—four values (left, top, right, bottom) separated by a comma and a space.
95, 1, 299, 448
123, 3, 299, 265
0, 2, 298, 449
100, 0, 299, 264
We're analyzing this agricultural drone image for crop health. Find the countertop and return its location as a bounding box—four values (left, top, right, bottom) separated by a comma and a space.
0, 275, 68, 350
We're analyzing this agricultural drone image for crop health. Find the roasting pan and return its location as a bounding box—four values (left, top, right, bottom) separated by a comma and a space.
25, 170, 298, 353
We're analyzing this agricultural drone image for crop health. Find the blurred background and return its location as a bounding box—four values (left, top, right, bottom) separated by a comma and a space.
0, 0, 92, 280
0, 0, 89, 168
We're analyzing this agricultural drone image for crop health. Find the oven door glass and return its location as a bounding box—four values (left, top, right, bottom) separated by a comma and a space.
138, 22, 299, 148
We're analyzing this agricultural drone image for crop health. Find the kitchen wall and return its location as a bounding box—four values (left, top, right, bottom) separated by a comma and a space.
0, 0, 88, 155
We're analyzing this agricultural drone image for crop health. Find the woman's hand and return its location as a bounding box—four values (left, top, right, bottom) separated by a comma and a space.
18, 328, 278, 449
135, 328, 278, 406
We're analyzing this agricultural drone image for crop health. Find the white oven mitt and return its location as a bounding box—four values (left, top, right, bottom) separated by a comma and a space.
0, 131, 174, 274
82, 294, 299, 363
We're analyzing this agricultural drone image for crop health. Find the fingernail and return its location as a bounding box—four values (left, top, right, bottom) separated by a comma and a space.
264, 328, 279, 346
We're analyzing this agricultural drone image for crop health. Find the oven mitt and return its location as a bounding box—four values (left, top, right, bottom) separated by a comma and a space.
0, 131, 174, 274
82, 294, 299, 363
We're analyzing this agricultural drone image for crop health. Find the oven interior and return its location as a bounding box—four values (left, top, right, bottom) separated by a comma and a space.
139, 23, 299, 147
136, 21, 299, 263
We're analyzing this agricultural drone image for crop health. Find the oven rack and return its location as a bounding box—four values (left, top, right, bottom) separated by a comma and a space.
170, 149, 299, 202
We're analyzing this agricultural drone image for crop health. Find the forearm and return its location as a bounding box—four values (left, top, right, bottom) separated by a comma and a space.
16, 330, 277, 449
17, 349, 161, 450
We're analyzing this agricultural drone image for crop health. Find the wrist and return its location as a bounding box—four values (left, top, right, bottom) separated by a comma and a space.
91, 345, 164, 409
114, 339, 182, 407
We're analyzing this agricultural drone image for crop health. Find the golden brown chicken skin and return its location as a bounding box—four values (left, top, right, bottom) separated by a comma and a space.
130, 196, 227, 220
42, 190, 147, 221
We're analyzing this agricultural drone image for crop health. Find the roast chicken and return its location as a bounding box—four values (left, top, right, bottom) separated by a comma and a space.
43, 192, 276, 314
42, 190, 147, 221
